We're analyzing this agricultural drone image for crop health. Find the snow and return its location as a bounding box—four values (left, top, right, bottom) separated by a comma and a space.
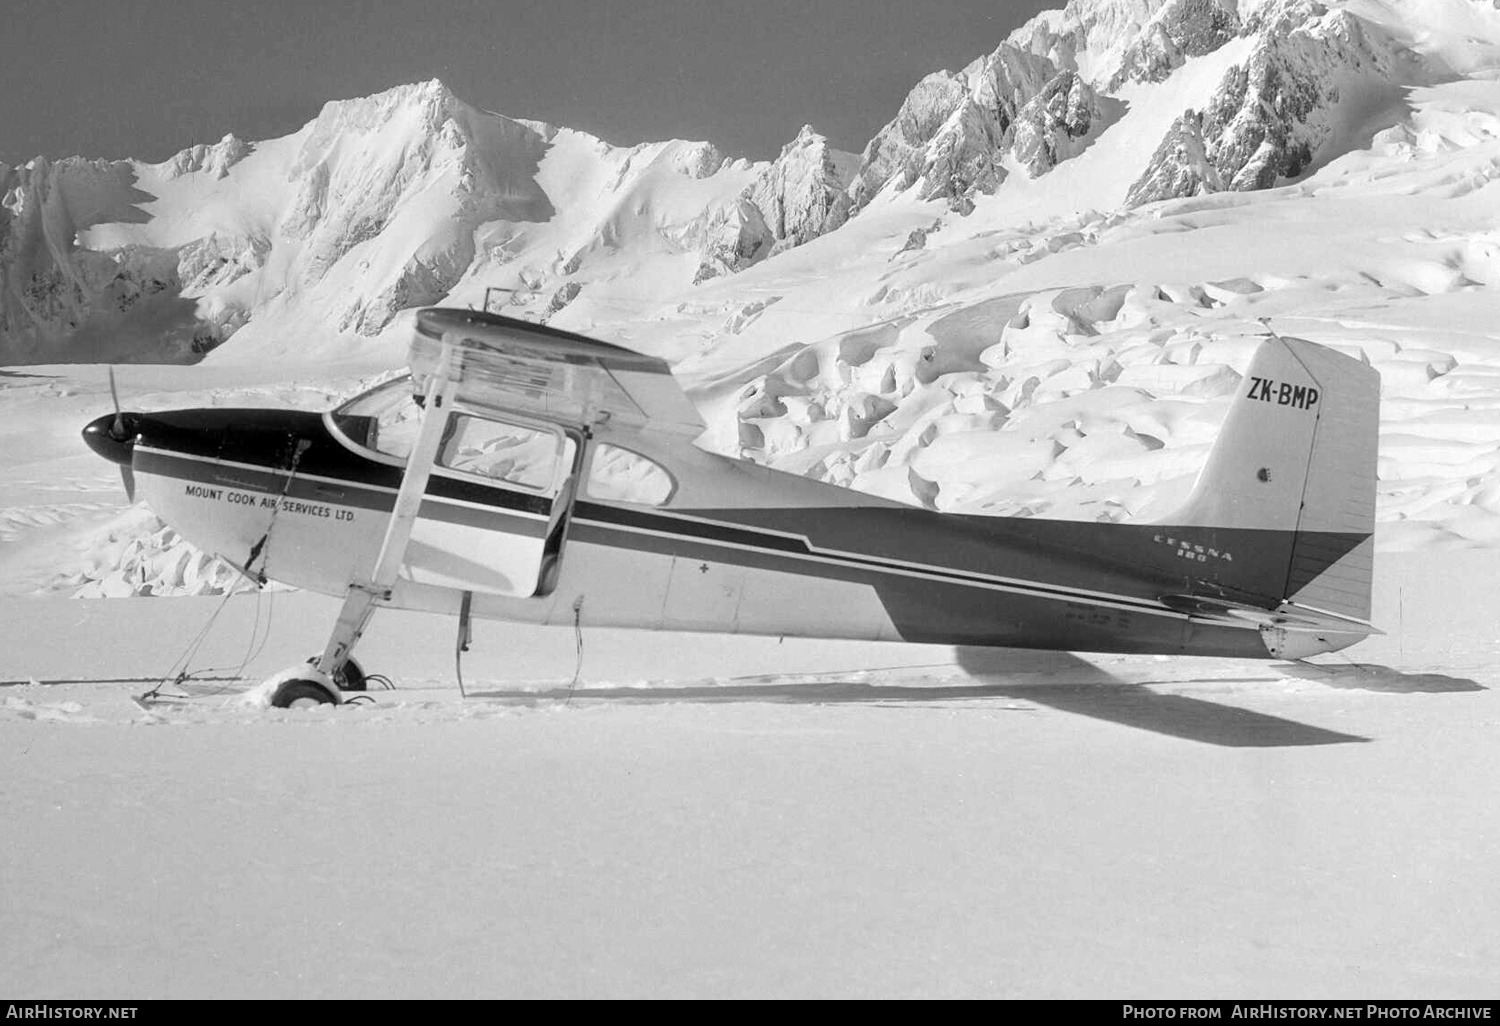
1, 549, 1498, 998
4, 358, 1499, 997
6, 0, 1500, 997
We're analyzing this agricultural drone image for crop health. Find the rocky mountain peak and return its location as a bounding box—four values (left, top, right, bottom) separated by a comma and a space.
1127, 1, 1409, 204
0, 155, 157, 361
748, 125, 856, 246
1011, 69, 1124, 176
1106, 0, 1242, 89
159, 134, 251, 180
691, 125, 856, 283
847, 43, 1075, 209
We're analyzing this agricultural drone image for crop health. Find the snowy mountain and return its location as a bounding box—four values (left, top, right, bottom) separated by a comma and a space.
4, 0, 1490, 368
6, 0, 1500, 600
1009, 0, 1245, 90
0, 82, 870, 365
1126, 3, 1416, 203
693, 125, 858, 284
0, 82, 757, 363
847, 43, 1065, 209
0, 0, 1462, 364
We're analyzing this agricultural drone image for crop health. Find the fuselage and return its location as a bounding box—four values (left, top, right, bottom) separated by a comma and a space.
82, 385, 1345, 659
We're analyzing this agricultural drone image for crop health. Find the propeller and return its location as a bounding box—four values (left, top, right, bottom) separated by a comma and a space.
108, 366, 125, 438
107, 367, 137, 502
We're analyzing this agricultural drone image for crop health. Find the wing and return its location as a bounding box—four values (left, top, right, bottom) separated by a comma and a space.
408, 308, 705, 436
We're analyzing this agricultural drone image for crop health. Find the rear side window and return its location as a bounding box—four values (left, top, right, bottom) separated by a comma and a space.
586, 444, 674, 506
440, 415, 573, 491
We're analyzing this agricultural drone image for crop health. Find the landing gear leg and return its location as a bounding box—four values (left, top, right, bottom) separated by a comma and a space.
302, 649, 366, 692
265, 342, 460, 710
455, 590, 473, 698
313, 584, 385, 685
263, 584, 383, 708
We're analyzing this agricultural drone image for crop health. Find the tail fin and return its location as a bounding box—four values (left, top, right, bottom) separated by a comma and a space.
1158, 335, 1380, 657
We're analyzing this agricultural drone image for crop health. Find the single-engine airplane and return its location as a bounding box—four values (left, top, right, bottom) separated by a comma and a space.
83, 307, 1380, 707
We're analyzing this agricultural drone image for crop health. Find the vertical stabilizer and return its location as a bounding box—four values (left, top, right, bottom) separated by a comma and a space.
1163, 335, 1380, 643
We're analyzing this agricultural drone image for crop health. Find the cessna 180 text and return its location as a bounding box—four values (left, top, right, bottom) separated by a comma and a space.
82, 308, 1380, 708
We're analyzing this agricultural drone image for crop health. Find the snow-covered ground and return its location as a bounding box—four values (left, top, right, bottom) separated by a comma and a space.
1, 547, 1497, 998
0, 361, 1496, 998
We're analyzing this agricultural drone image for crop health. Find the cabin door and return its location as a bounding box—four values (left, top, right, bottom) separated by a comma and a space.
403, 411, 582, 598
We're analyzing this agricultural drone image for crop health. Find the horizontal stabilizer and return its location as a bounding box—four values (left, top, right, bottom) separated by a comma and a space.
1159, 594, 1383, 635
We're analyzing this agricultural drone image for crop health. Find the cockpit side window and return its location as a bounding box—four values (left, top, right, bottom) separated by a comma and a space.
329, 377, 581, 494
585, 443, 675, 506
438, 415, 573, 491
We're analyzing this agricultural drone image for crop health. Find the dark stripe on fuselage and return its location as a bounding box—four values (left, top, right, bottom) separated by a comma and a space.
695, 506, 1368, 609
129, 408, 553, 516
577, 501, 1182, 614
565, 509, 1282, 655
134, 447, 547, 536
581, 503, 1367, 619
569, 503, 1365, 653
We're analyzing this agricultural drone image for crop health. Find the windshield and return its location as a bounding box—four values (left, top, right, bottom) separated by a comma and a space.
328, 375, 422, 460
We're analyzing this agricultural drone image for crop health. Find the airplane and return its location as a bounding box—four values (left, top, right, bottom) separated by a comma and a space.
82, 306, 1381, 708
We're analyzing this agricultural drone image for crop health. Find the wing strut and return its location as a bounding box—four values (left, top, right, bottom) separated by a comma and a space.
455, 590, 473, 699
313, 342, 460, 690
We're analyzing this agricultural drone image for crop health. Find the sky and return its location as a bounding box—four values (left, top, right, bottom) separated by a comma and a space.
0, 0, 1059, 166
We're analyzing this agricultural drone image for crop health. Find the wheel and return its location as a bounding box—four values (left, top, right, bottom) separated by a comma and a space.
305, 655, 366, 692
270, 679, 338, 709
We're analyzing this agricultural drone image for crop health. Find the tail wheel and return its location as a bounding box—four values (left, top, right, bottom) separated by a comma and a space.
270, 679, 338, 709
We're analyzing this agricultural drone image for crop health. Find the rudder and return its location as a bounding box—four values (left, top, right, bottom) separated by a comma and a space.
1161, 334, 1380, 652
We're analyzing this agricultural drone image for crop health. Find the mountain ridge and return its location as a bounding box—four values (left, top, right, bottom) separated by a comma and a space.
5, 1, 1496, 366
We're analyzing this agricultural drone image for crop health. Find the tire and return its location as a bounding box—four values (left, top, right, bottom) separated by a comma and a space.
270, 679, 337, 709
305, 655, 366, 692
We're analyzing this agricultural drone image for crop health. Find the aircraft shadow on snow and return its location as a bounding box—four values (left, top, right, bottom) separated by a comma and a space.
1271, 661, 1485, 694
467, 648, 1487, 748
